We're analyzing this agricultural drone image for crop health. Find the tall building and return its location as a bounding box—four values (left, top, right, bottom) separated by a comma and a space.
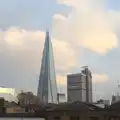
67, 73, 87, 102
37, 31, 58, 104
82, 67, 92, 103
67, 67, 92, 103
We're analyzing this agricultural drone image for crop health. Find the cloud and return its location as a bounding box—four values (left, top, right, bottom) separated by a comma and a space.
4, 27, 45, 49
53, 14, 67, 21
53, 39, 77, 72
53, 0, 118, 55
92, 74, 109, 83
0, 27, 77, 79
56, 75, 67, 85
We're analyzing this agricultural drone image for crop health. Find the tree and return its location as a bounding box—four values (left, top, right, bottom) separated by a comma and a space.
17, 91, 39, 106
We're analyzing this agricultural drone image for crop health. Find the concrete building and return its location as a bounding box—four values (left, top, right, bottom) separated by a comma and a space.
6, 106, 25, 113
67, 67, 92, 103
37, 31, 57, 104
81, 67, 92, 103
45, 102, 120, 120
93, 99, 110, 108
67, 73, 87, 102
57, 93, 66, 103
111, 94, 120, 104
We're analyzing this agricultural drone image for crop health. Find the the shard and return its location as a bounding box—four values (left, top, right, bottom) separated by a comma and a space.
37, 31, 58, 104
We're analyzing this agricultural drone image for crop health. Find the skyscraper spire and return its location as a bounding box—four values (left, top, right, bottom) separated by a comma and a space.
37, 30, 58, 104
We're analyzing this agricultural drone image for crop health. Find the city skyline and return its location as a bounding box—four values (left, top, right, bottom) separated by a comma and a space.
1, 0, 120, 101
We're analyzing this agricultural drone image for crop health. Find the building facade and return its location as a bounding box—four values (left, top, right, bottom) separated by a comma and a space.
111, 94, 120, 104
81, 67, 92, 103
67, 67, 92, 103
67, 73, 87, 102
57, 93, 66, 103
37, 31, 58, 104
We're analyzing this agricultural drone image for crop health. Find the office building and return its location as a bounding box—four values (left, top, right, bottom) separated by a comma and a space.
37, 31, 58, 104
81, 67, 92, 103
111, 94, 120, 104
67, 67, 92, 103
57, 93, 66, 103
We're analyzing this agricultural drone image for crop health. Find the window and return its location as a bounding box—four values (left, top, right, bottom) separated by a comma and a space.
70, 116, 80, 120
90, 117, 99, 120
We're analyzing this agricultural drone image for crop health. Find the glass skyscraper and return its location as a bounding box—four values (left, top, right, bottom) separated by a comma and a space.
37, 31, 58, 104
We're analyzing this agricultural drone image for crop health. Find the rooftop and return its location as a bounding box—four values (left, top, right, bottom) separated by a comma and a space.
46, 101, 102, 112
106, 101, 120, 110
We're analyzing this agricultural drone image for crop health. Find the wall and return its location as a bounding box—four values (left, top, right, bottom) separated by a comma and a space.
6, 107, 25, 113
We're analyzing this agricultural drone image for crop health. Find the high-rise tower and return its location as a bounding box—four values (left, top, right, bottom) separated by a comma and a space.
37, 31, 57, 104
67, 67, 92, 103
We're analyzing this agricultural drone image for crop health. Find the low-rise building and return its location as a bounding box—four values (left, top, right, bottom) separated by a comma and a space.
93, 99, 110, 108
44, 101, 120, 120
46, 102, 104, 120
5, 100, 25, 113
25, 104, 44, 113
111, 94, 120, 104
6, 105, 25, 113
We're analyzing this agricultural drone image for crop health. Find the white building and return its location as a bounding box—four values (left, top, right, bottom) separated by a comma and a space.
57, 93, 66, 103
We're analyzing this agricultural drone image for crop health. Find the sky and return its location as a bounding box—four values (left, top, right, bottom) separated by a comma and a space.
1, 0, 120, 101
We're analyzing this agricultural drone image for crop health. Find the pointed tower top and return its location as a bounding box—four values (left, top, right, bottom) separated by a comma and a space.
46, 28, 49, 35
45, 29, 50, 41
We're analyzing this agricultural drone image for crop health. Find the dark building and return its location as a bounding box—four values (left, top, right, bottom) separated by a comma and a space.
0, 97, 5, 114
44, 101, 120, 120
46, 102, 103, 120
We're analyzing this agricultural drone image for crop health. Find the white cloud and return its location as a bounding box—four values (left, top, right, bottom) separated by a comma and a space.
4, 27, 45, 50
53, 14, 67, 21
92, 74, 109, 83
53, 0, 119, 54
1, 27, 77, 75
53, 39, 77, 72
56, 75, 66, 85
